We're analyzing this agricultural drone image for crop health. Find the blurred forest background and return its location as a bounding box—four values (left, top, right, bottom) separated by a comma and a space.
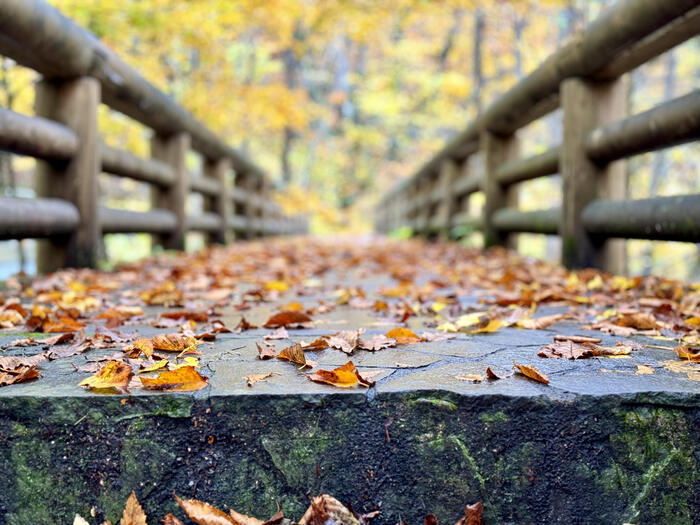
0, 0, 698, 280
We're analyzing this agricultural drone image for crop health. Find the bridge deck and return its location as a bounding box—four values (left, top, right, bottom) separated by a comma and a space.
0, 237, 698, 524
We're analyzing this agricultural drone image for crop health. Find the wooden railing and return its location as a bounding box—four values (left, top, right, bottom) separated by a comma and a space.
0, 0, 306, 273
376, 0, 700, 273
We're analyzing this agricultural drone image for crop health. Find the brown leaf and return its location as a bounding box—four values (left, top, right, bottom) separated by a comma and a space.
79, 361, 133, 392
263, 310, 312, 329
0, 365, 40, 387
485, 367, 512, 380
455, 502, 484, 525
299, 494, 359, 525
513, 361, 549, 384
161, 514, 185, 525
245, 372, 280, 387
257, 342, 276, 360
152, 334, 199, 355
385, 327, 421, 344
517, 313, 567, 330
276, 343, 308, 368
234, 316, 258, 332
175, 494, 238, 524
615, 312, 658, 330
229, 508, 264, 525
140, 366, 208, 392
301, 338, 330, 351
0, 353, 46, 371
42, 316, 86, 333
120, 491, 147, 525
674, 345, 700, 361
160, 310, 209, 322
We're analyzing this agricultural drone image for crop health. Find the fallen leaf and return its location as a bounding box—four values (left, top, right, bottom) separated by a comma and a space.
517, 313, 567, 330
264, 327, 289, 340
140, 366, 208, 391
615, 312, 658, 330
257, 342, 276, 360
234, 316, 258, 332
635, 365, 654, 375
553, 334, 602, 344
263, 310, 312, 329
301, 338, 330, 351
152, 334, 199, 355
385, 327, 420, 344
485, 367, 513, 380
326, 329, 363, 353
79, 361, 133, 392
513, 361, 549, 384
299, 494, 359, 525
455, 502, 485, 525
245, 372, 280, 387
175, 495, 238, 524
125, 338, 154, 359
277, 343, 309, 367
120, 491, 147, 525
307, 361, 362, 388
42, 316, 86, 333
359, 334, 395, 351
161, 514, 185, 525
674, 345, 700, 361
0, 365, 40, 387
138, 359, 169, 373
160, 310, 209, 322
466, 318, 502, 334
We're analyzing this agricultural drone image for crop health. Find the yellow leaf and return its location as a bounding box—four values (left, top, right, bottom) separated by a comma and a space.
455, 312, 489, 329
513, 361, 549, 384
265, 280, 289, 292
635, 365, 654, 375
138, 359, 169, 373
466, 318, 502, 334
79, 361, 133, 392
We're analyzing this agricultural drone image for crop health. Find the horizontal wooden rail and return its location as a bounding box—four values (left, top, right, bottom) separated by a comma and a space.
582, 195, 700, 242
100, 143, 175, 187
228, 215, 248, 231
492, 208, 560, 235
585, 90, 700, 163
0, 197, 79, 239
453, 171, 483, 198
189, 175, 220, 197
0, 106, 78, 161
496, 146, 560, 186
452, 213, 484, 231
187, 212, 221, 233
100, 208, 177, 234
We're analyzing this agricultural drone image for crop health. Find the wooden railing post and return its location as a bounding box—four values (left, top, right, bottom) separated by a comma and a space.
561, 75, 629, 271
241, 174, 256, 239
480, 131, 519, 248
151, 132, 190, 250
437, 159, 458, 238
204, 157, 232, 244
35, 76, 100, 272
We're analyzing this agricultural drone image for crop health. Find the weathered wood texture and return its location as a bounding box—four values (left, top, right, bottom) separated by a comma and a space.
582, 195, 700, 242
100, 143, 175, 187
0, 197, 79, 239
493, 207, 560, 235
586, 89, 700, 163
35, 77, 101, 272
496, 146, 560, 186
561, 76, 629, 272
151, 133, 190, 250
481, 131, 519, 247
0, 106, 78, 161
100, 208, 177, 234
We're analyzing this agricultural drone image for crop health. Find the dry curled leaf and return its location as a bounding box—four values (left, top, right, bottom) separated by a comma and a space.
553, 334, 602, 344
245, 372, 280, 387
257, 342, 276, 360
79, 361, 133, 392
635, 364, 654, 375
517, 313, 567, 330
125, 338, 154, 359
455, 502, 485, 525
0, 365, 40, 387
264, 327, 289, 340
513, 361, 549, 384
486, 367, 512, 380
301, 338, 330, 351
152, 334, 199, 354
674, 345, 700, 361
140, 366, 208, 392
161, 514, 185, 525
120, 491, 147, 525
326, 329, 363, 354
359, 334, 396, 351
175, 494, 238, 524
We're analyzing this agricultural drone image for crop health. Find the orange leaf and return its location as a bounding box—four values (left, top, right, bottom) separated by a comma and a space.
152, 334, 199, 354
79, 361, 133, 391
385, 328, 420, 344
161, 310, 209, 322
245, 372, 280, 387
161, 514, 185, 525
42, 316, 85, 333
675, 345, 700, 361
263, 310, 312, 328
140, 366, 208, 392
301, 338, 329, 351
306, 361, 370, 388
513, 361, 549, 384
120, 491, 147, 525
